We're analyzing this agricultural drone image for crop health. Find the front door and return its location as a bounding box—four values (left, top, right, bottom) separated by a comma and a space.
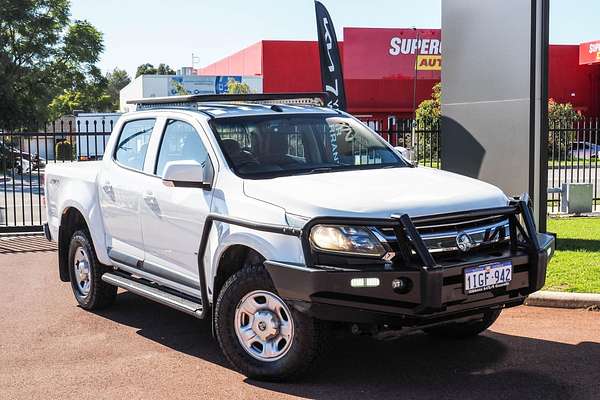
139, 119, 215, 289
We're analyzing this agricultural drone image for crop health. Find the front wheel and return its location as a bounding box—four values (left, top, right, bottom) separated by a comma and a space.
423, 308, 502, 338
214, 264, 326, 381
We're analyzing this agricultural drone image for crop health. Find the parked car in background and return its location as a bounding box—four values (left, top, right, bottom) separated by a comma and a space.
0, 140, 46, 174
44, 93, 555, 381
568, 142, 600, 159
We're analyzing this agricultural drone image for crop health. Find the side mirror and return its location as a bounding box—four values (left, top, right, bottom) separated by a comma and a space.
394, 146, 415, 165
162, 160, 213, 189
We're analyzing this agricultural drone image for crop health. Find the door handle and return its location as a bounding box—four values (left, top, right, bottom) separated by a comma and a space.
102, 183, 113, 194
143, 193, 158, 207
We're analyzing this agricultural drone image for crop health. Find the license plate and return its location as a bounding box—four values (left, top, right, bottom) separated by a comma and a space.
464, 261, 512, 294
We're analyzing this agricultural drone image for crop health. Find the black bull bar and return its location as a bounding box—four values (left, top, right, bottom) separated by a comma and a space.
195, 195, 554, 320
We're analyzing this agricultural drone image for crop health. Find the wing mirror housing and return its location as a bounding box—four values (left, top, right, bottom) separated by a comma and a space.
394, 146, 415, 166
162, 160, 213, 189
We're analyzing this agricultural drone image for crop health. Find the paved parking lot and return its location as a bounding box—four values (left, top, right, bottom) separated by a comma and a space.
1, 245, 599, 400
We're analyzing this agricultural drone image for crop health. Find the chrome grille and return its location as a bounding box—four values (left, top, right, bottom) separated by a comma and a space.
374, 215, 510, 254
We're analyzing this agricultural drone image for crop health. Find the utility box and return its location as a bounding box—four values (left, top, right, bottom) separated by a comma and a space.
561, 183, 593, 214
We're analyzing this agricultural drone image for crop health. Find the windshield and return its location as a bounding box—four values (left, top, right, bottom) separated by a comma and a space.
210, 114, 408, 178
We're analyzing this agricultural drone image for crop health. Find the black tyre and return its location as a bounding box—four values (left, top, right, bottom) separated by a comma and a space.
423, 308, 502, 338
68, 230, 117, 310
215, 264, 326, 381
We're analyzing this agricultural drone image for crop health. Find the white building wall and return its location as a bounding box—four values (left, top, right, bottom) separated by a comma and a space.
119, 77, 144, 112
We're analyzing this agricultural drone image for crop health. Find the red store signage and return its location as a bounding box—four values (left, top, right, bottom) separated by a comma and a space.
579, 40, 600, 65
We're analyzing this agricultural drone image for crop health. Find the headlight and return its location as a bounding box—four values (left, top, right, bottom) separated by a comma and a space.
309, 225, 386, 257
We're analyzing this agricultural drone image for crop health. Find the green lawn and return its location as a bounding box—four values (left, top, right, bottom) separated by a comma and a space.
545, 217, 600, 293
548, 159, 599, 168
413, 159, 598, 169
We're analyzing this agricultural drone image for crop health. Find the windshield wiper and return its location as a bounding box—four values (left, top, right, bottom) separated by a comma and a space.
303, 167, 334, 174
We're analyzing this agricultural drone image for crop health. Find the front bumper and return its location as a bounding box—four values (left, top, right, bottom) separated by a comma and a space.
266, 233, 553, 324
265, 197, 555, 326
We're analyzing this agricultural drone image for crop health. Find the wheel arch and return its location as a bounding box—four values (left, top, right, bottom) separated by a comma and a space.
207, 229, 304, 307
57, 205, 106, 282
212, 244, 266, 307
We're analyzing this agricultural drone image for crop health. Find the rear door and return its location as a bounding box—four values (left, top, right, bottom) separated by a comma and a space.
98, 118, 156, 262
138, 117, 216, 289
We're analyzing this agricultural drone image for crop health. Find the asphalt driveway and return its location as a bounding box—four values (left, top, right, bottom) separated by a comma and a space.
1, 245, 599, 400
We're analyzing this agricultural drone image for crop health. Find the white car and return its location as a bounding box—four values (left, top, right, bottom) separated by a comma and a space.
44, 93, 554, 381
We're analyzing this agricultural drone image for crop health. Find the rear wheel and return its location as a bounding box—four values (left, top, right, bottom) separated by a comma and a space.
68, 230, 117, 310
215, 264, 326, 381
423, 309, 502, 338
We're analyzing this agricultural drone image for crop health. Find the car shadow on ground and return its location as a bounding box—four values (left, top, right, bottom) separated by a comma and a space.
557, 237, 600, 252
95, 291, 230, 369
96, 292, 600, 400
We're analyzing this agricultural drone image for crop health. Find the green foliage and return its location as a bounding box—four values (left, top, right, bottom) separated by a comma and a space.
547, 99, 583, 157
55, 140, 73, 161
135, 63, 157, 77
0, 0, 106, 128
227, 79, 252, 94
157, 63, 175, 75
106, 68, 131, 110
415, 82, 441, 128
548, 98, 582, 124
170, 80, 188, 96
413, 83, 441, 161
47, 87, 111, 121
135, 63, 175, 77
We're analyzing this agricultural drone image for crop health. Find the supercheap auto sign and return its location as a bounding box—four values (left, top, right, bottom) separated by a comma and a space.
344, 28, 442, 80
579, 40, 600, 65
389, 36, 442, 71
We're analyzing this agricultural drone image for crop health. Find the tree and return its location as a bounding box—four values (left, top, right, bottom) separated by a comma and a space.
547, 98, 583, 157
414, 82, 441, 162
415, 82, 441, 128
157, 63, 175, 75
135, 63, 175, 77
0, 0, 105, 128
548, 98, 582, 124
135, 63, 157, 77
47, 86, 112, 122
227, 79, 252, 94
106, 68, 130, 110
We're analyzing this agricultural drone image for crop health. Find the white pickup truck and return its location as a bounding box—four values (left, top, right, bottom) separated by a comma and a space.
44, 93, 554, 381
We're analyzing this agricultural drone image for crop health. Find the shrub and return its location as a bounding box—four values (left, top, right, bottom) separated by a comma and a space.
55, 140, 73, 161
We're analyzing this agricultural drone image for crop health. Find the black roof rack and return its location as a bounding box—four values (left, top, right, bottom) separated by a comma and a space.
127, 92, 329, 108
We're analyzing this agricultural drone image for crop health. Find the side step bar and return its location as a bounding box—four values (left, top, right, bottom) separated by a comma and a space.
102, 272, 204, 319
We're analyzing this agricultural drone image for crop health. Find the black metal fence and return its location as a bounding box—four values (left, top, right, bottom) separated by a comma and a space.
547, 117, 599, 212
365, 119, 441, 168
1, 120, 112, 232
0, 117, 597, 233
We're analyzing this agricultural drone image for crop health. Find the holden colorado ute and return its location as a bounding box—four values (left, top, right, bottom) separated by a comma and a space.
44, 93, 555, 381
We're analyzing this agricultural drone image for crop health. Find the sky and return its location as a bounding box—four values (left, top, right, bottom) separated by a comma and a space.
69, 0, 600, 77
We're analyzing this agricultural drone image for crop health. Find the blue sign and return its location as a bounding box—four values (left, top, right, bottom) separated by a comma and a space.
169, 76, 243, 96
216, 76, 242, 94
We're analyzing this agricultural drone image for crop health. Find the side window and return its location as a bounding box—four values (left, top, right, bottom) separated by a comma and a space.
155, 120, 210, 177
114, 119, 155, 171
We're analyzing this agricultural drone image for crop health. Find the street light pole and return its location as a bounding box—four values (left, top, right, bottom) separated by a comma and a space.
412, 28, 420, 121
411, 28, 420, 154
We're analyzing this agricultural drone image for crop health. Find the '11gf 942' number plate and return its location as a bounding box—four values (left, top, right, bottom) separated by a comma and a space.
464, 261, 512, 294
